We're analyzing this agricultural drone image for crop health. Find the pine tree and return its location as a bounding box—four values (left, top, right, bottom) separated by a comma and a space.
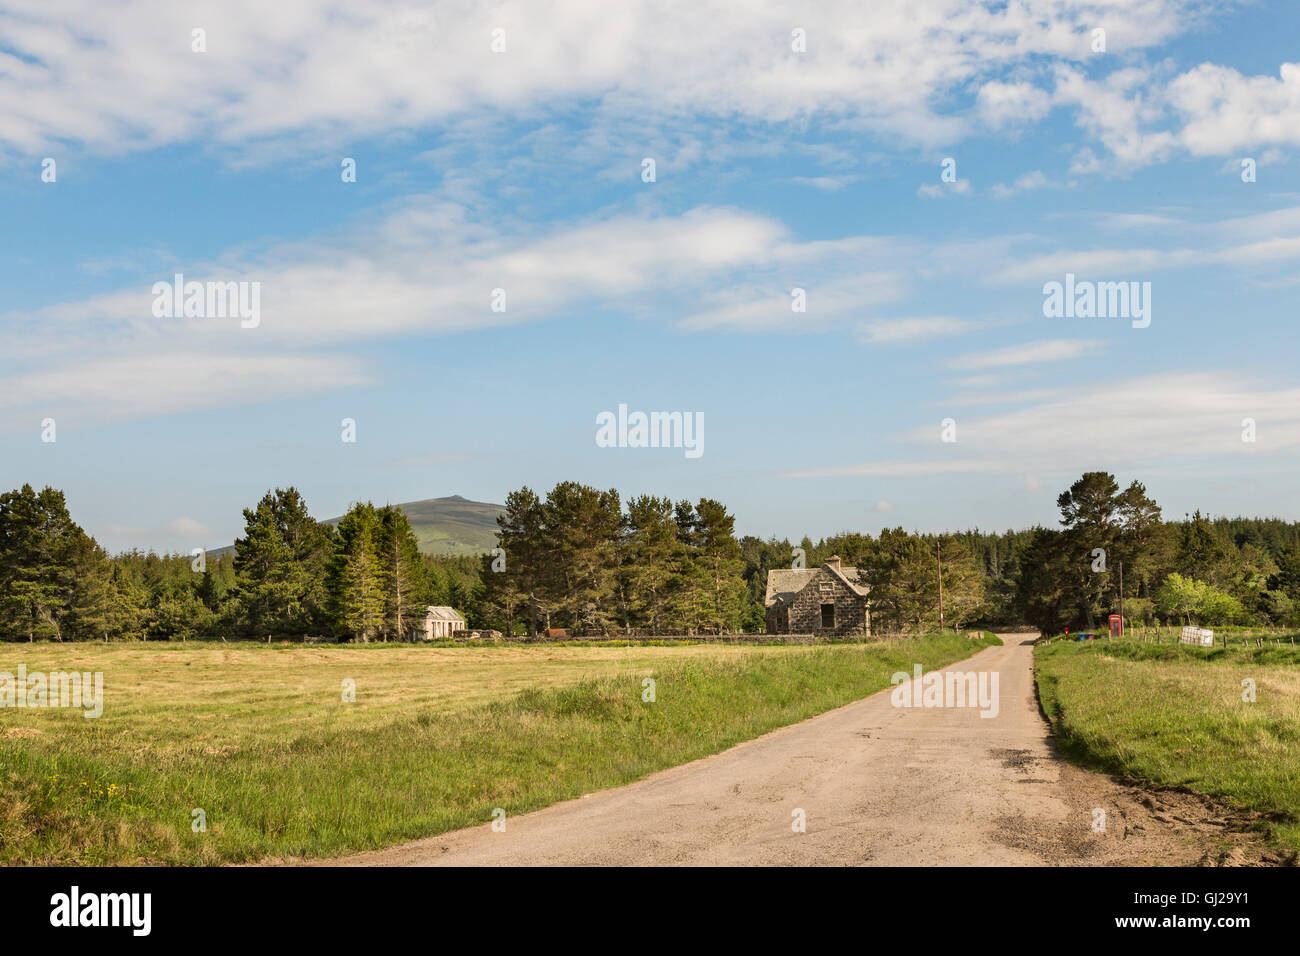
479, 550, 524, 637
330, 503, 384, 642
375, 505, 426, 640
1012, 527, 1075, 634
232, 488, 333, 639
672, 499, 710, 633
232, 499, 295, 636
540, 482, 622, 635
1179, 510, 1232, 586
64, 538, 122, 641
497, 488, 547, 637
692, 498, 747, 633
620, 495, 685, 634
861, 528, 939, 632
0, 485, 94, 641
935, 534, 984, 629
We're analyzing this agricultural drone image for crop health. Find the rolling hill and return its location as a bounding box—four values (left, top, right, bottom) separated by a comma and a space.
211, 495, 504, 559
381, 495, 505, 555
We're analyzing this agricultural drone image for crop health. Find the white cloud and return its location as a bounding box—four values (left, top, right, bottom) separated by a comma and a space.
1052, 59, 1300, 173
677, 266, 904, 333
0, 350, 369, 422
977, 81, 1052, 128
1053, 65, 1178, 171
0, 202, 906, 414
1216, 204, 1300, 241
941, 388, 1063, 407
789, 175, 858, 191
990, 209, 1300, 282
782, 372, 1300, 479
991, 246, 1200, 282
0, 1, 1291, 181
99, 515, 215, 553
991, 170, 1048, 198
918, 180, 972, 198
165, 516, 212, 538
0, 0, 1213, 160
1169, 63, 1300, 155
857, 316, 974, 344
7, 204, 807, 350
1097, 212, 1182, 229
948, 339, 1105, 369
12, 188, 1300, 423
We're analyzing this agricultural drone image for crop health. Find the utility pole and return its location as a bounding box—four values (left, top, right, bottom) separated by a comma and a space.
1118, 560, 1125, 636
937, 538, 945, 630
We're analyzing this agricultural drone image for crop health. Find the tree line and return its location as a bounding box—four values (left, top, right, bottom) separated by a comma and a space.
0, 485, 474, 642
477, 483, 750, 636
1009, 471, 1300, 633
4, 472, 1300, 642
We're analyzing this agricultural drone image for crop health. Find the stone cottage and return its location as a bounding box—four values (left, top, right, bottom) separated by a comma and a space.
764, 556, 870, 637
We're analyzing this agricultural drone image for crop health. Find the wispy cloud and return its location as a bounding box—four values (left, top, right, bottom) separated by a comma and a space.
989, 212, 1300, 282
918, 180, 972, 199
789, 175, 859, 191
948, 339, 1105, 370
1097, 212, 1183, 229
0, 0, 1214, 162
782, 372, 1300, 479
991, 170, 1049, 199
0, 202, 905, 416
0, 350, 370, 423
857, 316, 974, 344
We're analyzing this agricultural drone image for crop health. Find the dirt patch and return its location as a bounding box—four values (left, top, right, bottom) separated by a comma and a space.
1, 727, 43, 740
1041, 762, 1292, 866
989, 747, 1038, 773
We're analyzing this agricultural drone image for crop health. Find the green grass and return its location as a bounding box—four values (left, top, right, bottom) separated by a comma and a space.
1035, 638, 1300, 854
0, 632, 999, 864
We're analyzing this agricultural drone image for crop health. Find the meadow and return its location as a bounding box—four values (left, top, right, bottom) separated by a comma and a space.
0, 633, 998, 864
1035, 638, 1300, 854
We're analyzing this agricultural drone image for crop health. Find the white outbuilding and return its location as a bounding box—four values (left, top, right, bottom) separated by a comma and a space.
416, 606, 467, 640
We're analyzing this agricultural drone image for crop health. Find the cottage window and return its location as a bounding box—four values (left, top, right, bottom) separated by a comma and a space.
820, 603, 834, 628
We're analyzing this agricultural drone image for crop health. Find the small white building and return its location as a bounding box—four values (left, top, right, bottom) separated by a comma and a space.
416, 606, 467, 640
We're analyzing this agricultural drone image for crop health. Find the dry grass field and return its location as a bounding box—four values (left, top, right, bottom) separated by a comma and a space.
0, 634, 998, 864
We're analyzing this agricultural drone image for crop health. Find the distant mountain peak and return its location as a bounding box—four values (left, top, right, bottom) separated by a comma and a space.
368, 495, 503, 555
212, 494, 504, 559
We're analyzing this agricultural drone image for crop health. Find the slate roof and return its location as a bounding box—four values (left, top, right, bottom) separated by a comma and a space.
424, 606, 466, 623
764, 563, 867, 607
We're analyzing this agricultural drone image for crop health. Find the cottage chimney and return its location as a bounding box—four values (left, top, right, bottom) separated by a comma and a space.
824, 555, 842, 571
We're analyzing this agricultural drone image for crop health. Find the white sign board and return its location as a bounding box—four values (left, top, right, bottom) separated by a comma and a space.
1180, 626, 1214, 646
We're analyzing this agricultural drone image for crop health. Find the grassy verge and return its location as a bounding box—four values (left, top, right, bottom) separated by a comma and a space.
0, 632, 998, 864
1035, 638, 1300, 854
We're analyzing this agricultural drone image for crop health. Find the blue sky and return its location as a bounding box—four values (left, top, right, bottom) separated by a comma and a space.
2, 0, 1299, 553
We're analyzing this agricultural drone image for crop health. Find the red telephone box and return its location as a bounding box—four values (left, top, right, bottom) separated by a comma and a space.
1108, 614, 1123, 638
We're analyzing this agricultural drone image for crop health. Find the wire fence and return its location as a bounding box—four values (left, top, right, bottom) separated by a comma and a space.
1046, 625, 1300, 648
